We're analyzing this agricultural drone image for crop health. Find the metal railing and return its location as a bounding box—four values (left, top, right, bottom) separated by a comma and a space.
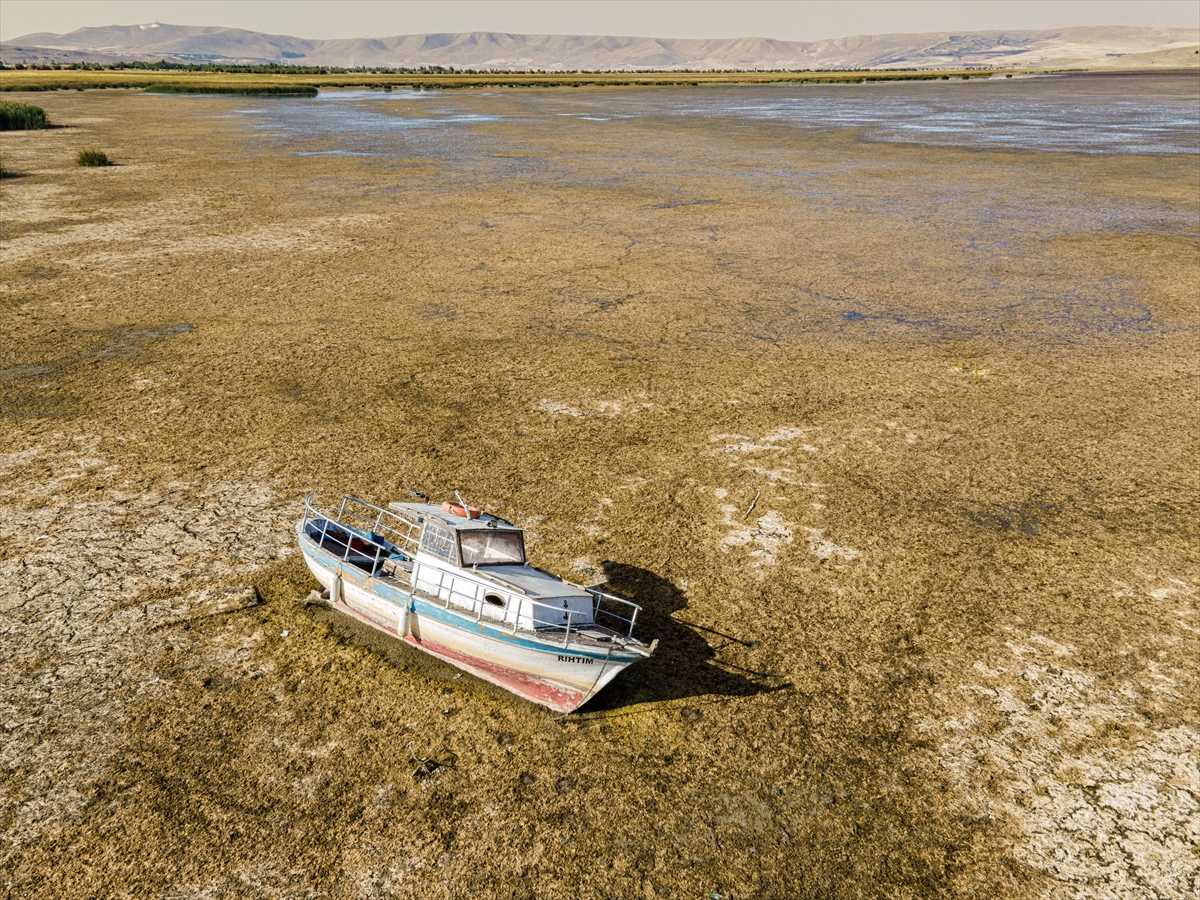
424, 569, 643, 644
587, 587, 641, 639
418, 574, 642, 647
302, 493, 421, 575
302, 493, 647, 649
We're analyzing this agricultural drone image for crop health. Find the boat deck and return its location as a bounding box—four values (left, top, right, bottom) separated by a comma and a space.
302, 493, 649, 655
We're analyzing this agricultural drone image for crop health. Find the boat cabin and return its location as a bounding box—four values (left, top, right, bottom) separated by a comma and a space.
393, 502, 594, 630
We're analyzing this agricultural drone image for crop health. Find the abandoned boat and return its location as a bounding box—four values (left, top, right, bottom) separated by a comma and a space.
296, 493, 657, 713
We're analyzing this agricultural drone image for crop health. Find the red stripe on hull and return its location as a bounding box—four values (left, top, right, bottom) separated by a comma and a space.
327, 593, 593, 713
405, 634, 590, 713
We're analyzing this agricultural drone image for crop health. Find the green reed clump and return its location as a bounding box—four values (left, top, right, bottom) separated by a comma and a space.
76, 149, 112, 167
0, 101, 49, 130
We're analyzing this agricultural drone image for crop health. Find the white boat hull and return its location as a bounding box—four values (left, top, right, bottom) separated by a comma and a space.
297, 521, 646, 712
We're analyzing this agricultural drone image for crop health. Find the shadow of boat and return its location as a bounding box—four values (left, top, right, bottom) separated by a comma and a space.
579, 561, 788, 712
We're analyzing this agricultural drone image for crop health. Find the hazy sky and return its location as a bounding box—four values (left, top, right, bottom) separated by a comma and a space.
2, 0, 1197, 43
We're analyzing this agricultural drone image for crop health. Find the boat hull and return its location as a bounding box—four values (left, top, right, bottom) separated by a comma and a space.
297, 522, 642, 712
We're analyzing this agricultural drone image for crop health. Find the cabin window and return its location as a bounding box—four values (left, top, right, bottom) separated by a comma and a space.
419, 523, 458, 564
459, 529, 525, 566
484, 593, 506, 608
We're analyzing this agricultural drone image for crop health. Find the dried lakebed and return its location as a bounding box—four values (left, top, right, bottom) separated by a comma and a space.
1, 77, 1197, 899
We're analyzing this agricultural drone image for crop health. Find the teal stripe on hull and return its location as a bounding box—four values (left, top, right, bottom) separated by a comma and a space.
298, 533, 634, 663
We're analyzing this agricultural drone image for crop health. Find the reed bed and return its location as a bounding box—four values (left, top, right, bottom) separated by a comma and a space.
142, 83, 318, 96
0, 100, 48, 129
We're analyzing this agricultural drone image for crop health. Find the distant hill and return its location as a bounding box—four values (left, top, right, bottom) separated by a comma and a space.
2, 23, 1197, 70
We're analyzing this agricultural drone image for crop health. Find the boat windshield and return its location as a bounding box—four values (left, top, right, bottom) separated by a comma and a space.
459, 529, 525, 566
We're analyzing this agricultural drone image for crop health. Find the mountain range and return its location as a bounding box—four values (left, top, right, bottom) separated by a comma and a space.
2, 23, 1197, 70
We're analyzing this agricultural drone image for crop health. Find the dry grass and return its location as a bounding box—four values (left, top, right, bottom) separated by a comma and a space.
0, 81, 1196, 900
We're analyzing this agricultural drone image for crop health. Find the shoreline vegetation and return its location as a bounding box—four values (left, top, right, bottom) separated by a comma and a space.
143, 83, 319, 96
0, 64, 1120, 93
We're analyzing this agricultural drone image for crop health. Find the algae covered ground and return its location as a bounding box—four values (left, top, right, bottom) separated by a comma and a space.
0, 77, 1197, 899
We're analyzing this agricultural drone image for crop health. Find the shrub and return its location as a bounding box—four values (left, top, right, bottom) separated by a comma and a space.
76, 149, 112, 167
0, 101, 49, 130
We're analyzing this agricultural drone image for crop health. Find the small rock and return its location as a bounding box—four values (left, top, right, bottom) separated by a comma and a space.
680, 707, 702, 723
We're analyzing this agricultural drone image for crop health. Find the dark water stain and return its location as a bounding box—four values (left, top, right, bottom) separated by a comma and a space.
140, 323, 195, 339
827, 292, 1159, 344
95, 323, 195, 358
0, 324, 196, 422
965, 500, 1055, 536
0, 364, 53, 381
416, 306, 460, 321
716, 276, 1165, 348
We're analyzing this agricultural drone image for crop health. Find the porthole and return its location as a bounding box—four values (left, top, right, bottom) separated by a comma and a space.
484, 593, 506, 608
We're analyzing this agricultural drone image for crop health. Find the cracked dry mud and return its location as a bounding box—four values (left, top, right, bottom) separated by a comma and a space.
1, 79, 1197, 899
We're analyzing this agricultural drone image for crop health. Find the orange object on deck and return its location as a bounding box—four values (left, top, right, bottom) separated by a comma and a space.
442, 500, 481, 519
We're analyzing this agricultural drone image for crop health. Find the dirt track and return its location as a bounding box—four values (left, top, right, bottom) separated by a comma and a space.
1, 80, 1197, 899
